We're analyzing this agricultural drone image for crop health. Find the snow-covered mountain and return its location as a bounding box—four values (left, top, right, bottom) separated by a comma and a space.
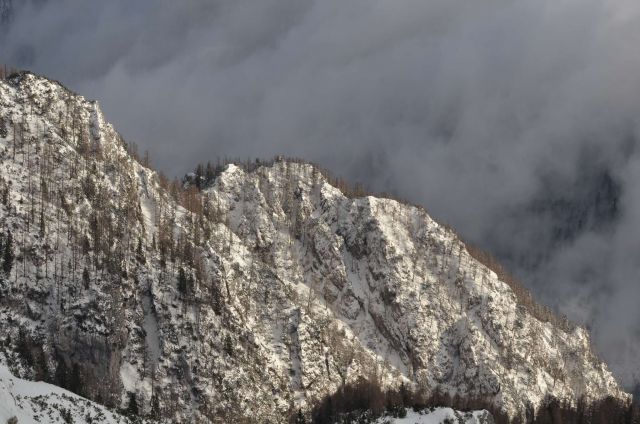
0, 71, 631, 422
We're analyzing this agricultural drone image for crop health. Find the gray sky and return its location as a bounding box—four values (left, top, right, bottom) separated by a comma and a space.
3, 0, 640, 390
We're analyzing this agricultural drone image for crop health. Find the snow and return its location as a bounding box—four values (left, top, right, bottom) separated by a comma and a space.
371, 407, 491, 424
0, 362, 136, 424
141, 196, 157, 235
119, 361, 139, 394
142, 293, 162, 366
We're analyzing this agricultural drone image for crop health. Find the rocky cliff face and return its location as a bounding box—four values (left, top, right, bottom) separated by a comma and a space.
0, 72, 630, 422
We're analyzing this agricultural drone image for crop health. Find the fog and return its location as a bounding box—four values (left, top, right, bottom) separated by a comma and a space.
2, 0, 640, 389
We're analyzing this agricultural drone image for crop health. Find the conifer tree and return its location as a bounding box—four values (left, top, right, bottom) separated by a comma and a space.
126, 392, 139, 416
295, 409, 306, 424
3, 230, 13, 274
0, 117, 7, 138
212, 279, 223, 315
178, 267, 188, 296
223, 334, 234, 357
82, 267, 90, 290
136, 237, 146, 264
39, 208, 45, 237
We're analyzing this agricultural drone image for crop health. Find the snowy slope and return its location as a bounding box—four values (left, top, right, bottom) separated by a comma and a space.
372, 408, 492, 424
0, 71, 631, 422
0, 361, 138, 424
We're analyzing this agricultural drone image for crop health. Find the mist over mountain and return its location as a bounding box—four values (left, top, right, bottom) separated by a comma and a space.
2, 1, 640, 421
3, 2, 640, 392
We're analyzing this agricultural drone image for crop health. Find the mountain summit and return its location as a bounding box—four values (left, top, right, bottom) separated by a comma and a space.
0, 72, 630, 422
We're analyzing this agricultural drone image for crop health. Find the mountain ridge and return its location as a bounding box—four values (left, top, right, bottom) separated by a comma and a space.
0, 70, 631, 423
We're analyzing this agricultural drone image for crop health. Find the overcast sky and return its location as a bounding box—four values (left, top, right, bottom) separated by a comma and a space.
2, 0, 640, 390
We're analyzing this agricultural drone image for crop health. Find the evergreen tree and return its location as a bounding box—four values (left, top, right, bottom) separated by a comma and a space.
205, 161, 215, 183
295, 409, 306, 424
39, 208, 45, 236
178, 267, 192, 296
136, 237, 146, 264
0, 117, 7, 138
178, 267, 188, 296
3, 230, 13, 274
187, 272, 194, 295
223, 334, 234, 357
212, 280, 223, 315
194, 163, 204, 189
126, 391, 139, 416
82, 267, 90, 290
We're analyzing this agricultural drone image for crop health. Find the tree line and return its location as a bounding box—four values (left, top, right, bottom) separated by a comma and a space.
308, 376, 640, 424
187, 155, 388, 200
465, 242, 575, 333
0, 64, 20, 80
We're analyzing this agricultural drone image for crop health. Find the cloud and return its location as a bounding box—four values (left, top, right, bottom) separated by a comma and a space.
3, 0, 640, 388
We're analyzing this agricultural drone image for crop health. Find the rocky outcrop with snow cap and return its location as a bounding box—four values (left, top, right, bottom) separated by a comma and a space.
0, 71, 630, 422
